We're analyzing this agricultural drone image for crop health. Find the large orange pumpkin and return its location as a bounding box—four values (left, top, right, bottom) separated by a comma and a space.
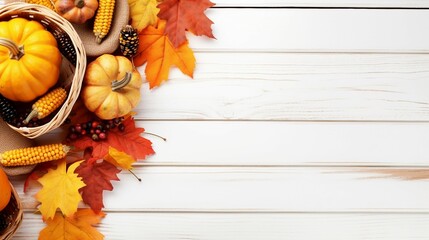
0, 18, 62, 102
81, 54, 142, 119
0, 167, 11, 211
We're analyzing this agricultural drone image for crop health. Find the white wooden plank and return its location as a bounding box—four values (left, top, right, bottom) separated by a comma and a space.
136, 53, 429, 121
14, 166, 429, 212
36, 121, 429, 167
214, 0, 429, 8
13, 212, 429, 240
191, 9, 429, 53
140, 121, 429, 166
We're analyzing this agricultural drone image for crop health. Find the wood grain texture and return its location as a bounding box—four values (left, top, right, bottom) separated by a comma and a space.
136, 53, 429, 121
214, 0, 429, 8
15, 166, 429, 212
192, 9, 429, 53
139, 121, 429, 166
13, 212, 429, 240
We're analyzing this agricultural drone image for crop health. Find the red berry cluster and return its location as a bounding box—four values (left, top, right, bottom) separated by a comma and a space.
67, 117, 125, 142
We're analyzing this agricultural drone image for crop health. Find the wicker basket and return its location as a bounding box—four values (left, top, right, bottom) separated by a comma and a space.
0, 183, 23, 240
0, 2, 86, 139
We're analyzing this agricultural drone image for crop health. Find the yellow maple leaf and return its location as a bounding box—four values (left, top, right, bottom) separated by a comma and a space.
134, 20, 195, 88
39, 209, 105, 240
104, 147, 136, 170
128, 0, 160, 32
36, 160, 86, 220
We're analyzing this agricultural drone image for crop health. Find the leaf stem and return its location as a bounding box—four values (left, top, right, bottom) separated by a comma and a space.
144, 132, 167, 141
128, 169, 141, 182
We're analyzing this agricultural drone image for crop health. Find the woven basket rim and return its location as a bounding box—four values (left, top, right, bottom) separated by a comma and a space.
0, 2, 87, 139
0, 183, 23, 240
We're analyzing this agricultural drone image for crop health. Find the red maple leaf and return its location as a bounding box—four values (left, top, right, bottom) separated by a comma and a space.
158, 0, 215, 48
76, 160, 121, 212
71, 117, 155, 160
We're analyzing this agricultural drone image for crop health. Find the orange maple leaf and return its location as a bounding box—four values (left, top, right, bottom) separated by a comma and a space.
158, 0, 215, 47
39, 209, 105, 240
133, 20, 195, 88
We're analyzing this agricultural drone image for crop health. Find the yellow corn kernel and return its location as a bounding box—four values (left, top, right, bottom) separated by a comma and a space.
25, 0, 56, 11
93, 0, 116, 43
24, 88, 67, 124
0, 144, 70, 167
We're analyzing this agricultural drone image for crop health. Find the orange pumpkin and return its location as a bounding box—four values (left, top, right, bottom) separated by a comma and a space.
0, 18, 62, 102
81, 54, 142, 119
56, 0, 99, 24
0, 167, 11, 211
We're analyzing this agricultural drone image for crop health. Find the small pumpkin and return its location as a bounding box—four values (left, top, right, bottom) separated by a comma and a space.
0, 167, 11, 211
55, 0, 99, 24
82, 54, 142, 119
0, 18, 62, 102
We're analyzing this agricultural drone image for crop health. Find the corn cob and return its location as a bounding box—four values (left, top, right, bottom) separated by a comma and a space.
0, 94, 17, 124
25, 0, 56, 11
0, 144, 70, 167
23, 88, 67, 125
119, 25, 139, 58
53, 31, 77, 65
93, 0, 116, 44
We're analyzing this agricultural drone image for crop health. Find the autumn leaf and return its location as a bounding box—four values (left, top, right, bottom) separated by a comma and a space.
134, 20, 195, 88
39, 209, 105, 240
104, 147, 136, 170
158, 0, 215, 47
36, 160, 86, 220
76, 160, 121, 213
24, 161, 58, 193
128, 0, 160, 32
71, 117, 155, 161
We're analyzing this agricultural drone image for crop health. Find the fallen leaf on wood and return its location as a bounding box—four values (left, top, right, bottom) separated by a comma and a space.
36, 160, 85, 220
128, 0, 160, 32
39, 209, 105, 240
76, 160, 121, 212
134, 20, 195, 88
158, 0, 215, 47
104, 147, 136, 170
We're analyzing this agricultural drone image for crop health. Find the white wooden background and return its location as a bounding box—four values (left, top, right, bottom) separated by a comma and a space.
6, 0, 429, 239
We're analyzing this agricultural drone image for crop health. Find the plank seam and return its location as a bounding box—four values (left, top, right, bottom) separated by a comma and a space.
22, 209, 429, 214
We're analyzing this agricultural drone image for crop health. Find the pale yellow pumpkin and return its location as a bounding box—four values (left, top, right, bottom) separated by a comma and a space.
0, 18, 62, 102
82, 54, 142, 119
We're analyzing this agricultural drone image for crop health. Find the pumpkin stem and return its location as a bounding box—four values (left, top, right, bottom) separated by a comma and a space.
112, 72, 132, 91
75, 0, 85, 8
0, 38, 24, 60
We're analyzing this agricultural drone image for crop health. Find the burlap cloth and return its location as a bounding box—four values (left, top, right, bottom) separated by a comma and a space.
5, 0, 130, 57
0, 120, 35, 176
72, 0, 129, 57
